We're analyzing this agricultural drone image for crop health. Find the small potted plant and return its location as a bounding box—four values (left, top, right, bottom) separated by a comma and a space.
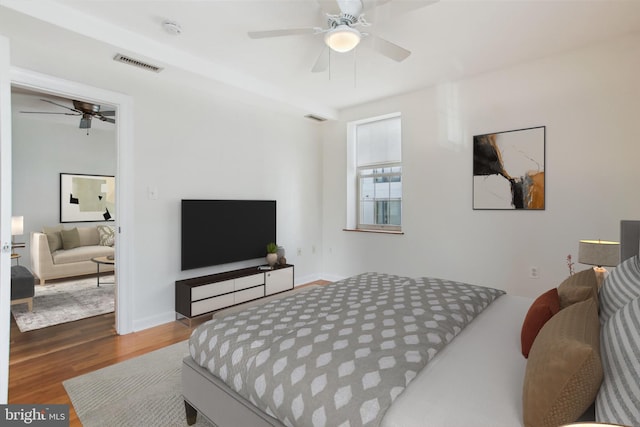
266, 242, 278, 267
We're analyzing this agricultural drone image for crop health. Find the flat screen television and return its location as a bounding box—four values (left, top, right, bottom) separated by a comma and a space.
181, 199, 276, 271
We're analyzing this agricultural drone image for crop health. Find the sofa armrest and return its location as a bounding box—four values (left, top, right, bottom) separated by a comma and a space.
30, 232, 55, 282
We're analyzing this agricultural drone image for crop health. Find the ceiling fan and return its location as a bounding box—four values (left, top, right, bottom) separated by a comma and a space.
20, 99, 116, 134
248, 0, 437, 72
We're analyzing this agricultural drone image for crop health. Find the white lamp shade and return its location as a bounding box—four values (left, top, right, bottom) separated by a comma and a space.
324, 25, 361, 53
578, 239, 620, 267
11, 216, 23, 236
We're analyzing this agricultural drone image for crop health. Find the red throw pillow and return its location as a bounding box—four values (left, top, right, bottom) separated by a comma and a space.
521, 288, 561, 358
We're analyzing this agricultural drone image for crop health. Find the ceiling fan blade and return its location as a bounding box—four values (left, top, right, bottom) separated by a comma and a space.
40, 98, 80, 113
312, 47, 330, 73
96, 115, 116, 124
248, 28, 317, 39
20, 111, 80, 116
371, 35, 411, 62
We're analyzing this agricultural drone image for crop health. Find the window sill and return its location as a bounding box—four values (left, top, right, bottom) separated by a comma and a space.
343, 228, 404, 235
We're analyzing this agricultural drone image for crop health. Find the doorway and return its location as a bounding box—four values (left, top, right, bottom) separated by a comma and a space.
10, 87, 117, 332
6, 68, 134, 335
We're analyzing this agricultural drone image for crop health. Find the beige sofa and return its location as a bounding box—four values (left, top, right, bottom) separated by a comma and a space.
30, 225, 114, 285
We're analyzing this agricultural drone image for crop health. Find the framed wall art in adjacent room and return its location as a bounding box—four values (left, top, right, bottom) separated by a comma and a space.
473, 126, 545, 210
60, 173, 115, 222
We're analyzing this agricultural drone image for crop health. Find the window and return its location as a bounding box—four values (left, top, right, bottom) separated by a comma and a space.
349, 114, 402, 232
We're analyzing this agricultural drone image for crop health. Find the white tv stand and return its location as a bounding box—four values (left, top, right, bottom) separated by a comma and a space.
175, 264, 294, 323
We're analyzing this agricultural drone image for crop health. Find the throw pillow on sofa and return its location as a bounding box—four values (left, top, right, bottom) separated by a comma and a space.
60, 228, 81, 250
97, 225, 116, 246
42, 225, 64, 252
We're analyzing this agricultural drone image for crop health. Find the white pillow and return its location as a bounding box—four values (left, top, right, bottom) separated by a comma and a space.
598, 254, 640, 323
595, 296, 640, 425
97, 225, 116, 247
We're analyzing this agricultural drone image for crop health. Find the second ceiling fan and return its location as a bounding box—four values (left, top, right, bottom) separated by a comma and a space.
21, 98, 116, 135
248, 0, 437, 72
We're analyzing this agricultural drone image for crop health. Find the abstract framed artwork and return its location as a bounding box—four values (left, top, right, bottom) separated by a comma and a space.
473, 126, 545, 210
60, 173, 115, 222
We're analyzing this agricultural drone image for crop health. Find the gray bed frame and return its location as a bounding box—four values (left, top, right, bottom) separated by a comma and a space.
182, 356, 285, 427
182, 220, 640, 427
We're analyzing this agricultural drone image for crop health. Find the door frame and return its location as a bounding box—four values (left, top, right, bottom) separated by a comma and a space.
0, 34, 12, 404
8, 67, 134, 336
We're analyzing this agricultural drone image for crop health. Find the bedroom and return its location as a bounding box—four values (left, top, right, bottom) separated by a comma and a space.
0, 0, 639, 424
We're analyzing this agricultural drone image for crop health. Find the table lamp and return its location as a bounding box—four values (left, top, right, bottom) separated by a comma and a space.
578, 239, 620, 287
11, 215, 24, 251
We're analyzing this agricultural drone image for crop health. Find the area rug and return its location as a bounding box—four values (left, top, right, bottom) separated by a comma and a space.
63, 284, 320, 427
11, 275, 115, 332
64, 340, 213, 427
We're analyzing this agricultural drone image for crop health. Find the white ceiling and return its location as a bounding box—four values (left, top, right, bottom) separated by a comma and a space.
3, 0, 640, 119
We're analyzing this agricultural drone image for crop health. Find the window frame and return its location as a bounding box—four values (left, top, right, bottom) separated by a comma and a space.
356, 162, 402, 231
346, 112, 403, 233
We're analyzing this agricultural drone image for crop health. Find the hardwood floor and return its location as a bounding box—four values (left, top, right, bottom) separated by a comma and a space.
8, 279, 330, 426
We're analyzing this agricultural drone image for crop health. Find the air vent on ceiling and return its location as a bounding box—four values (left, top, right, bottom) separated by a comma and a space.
304, 114, 327, 122
113, 54, 164, 73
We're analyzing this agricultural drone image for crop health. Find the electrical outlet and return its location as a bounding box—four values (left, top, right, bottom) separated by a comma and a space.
297, 248, 302, 256
529, 267, 539, 279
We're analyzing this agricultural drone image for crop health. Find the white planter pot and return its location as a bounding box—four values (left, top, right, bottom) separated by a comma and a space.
266, 253, 278, 267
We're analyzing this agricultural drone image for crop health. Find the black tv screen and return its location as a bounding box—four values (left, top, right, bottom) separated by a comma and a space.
181, 199, 276, 271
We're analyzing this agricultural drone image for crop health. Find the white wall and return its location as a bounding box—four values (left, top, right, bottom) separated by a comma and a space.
321, 34, 640, 298
1, 16, 324, 331
11, 98, 116, 270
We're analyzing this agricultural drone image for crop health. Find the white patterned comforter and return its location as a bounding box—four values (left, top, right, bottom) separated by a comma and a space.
188, 272, 504, 427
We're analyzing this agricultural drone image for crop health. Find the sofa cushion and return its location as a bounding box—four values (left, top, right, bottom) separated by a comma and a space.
52, 245, 114, 265
61, 228, 81, 250
97, 225, 116, 246
77, 226, 101, 246
43, 225, 64, 252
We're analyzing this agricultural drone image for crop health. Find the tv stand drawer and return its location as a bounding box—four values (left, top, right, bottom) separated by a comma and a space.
175, 264, 294, 319
192, 280, 234, 301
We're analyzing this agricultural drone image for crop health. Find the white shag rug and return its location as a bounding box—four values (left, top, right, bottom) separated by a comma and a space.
11, 275, 115, 332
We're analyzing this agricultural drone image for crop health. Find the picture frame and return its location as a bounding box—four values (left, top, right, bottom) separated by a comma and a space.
473, 126, 545, 210
60, 173, 115, 222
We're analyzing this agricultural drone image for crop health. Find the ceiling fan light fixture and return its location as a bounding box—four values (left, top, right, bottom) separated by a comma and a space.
324, 25, 361, 53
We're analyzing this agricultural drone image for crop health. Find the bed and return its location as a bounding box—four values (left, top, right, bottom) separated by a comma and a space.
181, 220, 640, 427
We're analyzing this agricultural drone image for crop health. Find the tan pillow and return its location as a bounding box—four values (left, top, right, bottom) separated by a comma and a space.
522, 298, 602, 427
42, 225, 64, 252
60, 228, 81, 250
77, 227, 100, 246
557, 268, 598, 309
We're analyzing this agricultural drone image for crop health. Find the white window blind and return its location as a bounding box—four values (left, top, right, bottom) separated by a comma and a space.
354, 115, 402, 231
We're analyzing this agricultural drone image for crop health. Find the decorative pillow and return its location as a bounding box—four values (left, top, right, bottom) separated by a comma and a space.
97, 225, 116, 247
522, 298, 603, 427
60, 228, 81, 250
521, 288, 561, 358
598, 254, 640, 323
42, 225, 64, 252
595, 296, 640, 425
557, 268, 598, 309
